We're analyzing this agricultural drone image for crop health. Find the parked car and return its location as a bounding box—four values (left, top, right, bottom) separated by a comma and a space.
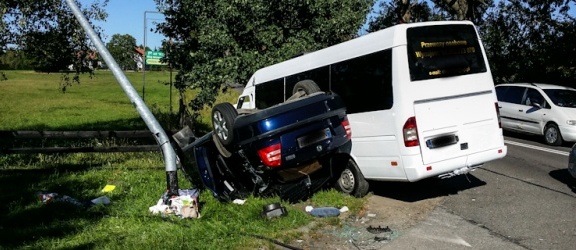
495, 83, 576, 145
176, 80, 368, 203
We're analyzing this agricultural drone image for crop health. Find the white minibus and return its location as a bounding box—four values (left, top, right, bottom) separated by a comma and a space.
235, 20, 507, 194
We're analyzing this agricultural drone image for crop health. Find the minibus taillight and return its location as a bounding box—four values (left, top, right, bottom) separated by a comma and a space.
342, 118, 352, 140
403, 117, 419, 147
495, 102, 502, 128
257, 143, 282, 167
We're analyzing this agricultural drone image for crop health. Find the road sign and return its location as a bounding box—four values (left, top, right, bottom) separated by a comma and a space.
145, 51, 167, 65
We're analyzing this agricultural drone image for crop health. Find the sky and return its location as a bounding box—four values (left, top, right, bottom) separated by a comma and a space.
81, 0, 166, 50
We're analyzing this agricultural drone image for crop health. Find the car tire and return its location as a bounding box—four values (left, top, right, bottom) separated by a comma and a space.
212, 102, 238, 146
335, 158, 369, 198
544, 123, 563, 146
292, 79, 321, 96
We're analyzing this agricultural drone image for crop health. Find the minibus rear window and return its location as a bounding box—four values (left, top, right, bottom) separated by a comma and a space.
407, 24, 487, 81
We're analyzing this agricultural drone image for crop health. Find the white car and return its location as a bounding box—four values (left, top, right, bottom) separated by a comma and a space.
495, 83, 576, 146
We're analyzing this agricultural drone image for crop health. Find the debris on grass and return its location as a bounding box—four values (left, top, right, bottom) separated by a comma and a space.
149, 189, 200, 219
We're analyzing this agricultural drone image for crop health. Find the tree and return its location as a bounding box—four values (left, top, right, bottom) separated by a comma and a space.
1, 0, 108, 87
0, 49, 33, 70
106, 34, 138, 70
481, 0, 576, 84
368, 0, 447, 31
154, 0, 375, 122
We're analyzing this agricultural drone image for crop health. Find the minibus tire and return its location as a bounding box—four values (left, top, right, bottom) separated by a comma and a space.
335, 159, 369, 197
212, 102, 238, 146
292, 79, 321, 96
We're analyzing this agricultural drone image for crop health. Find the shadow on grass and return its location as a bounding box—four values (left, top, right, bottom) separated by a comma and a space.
368, 174, 486, 202
0, 164, 113, 248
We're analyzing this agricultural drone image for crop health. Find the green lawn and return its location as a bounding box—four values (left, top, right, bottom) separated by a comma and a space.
0, 70, 179, 130
0, 70, 366, 249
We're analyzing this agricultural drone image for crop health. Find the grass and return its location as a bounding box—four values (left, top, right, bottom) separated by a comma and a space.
0, 70, 368, 249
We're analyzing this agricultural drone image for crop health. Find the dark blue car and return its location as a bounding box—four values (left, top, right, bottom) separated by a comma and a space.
180, 81, 368, 203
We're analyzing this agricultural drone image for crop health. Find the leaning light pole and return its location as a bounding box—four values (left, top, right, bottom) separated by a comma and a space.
65, 0, 179, 196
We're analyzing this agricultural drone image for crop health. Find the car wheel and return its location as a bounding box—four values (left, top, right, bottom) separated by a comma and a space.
335, 159, 369, 197
544, 123, 563, 146
292, 79, 321, 96
212, 102, 238, 146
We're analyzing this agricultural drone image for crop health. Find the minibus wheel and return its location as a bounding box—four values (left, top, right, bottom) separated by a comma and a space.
335, 159, 369, 197
212, 102, 238, 146
292, 79, 321, 96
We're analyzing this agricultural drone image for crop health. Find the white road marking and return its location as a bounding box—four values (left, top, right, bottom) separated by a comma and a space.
505, 140, 569, 156
416, 234, 472, 247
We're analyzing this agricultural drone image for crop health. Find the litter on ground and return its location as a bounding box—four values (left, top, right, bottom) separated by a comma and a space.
149, 189, 200, 219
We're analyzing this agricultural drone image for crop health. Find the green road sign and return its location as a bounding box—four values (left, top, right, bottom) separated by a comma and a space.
145, 51, 167, 65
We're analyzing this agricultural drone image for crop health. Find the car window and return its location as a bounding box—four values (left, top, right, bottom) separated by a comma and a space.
522, 88, 547, 108
496, 86, 525, 104
543, 89, 576, 108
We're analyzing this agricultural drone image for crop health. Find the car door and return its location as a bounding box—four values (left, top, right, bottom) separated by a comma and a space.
518, 88, 550, 135
496, 85, 526, 130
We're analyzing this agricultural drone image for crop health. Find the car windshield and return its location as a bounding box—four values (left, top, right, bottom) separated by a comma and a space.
543, 89, 576, 108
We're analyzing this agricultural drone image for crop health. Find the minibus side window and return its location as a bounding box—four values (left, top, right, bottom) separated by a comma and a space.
285, 66, 330, 99
407, 24, 487, 81
331, 49, 393, 114
255, 78, 284, 109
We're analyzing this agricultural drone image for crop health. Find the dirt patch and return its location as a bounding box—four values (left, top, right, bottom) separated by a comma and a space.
288, 193, 445, 249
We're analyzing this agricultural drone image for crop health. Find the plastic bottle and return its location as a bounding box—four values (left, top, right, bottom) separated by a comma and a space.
310, 207, 340, 217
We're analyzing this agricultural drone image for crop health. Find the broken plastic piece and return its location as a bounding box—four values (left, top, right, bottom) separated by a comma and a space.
233, 199, 246, 205
101, 185, 116, 193
90, 196, 110, 205
261, 203, 288, 219
366, 225, 392, 234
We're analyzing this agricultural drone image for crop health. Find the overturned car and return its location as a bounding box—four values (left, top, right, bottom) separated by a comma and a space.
178, 81, 369, 203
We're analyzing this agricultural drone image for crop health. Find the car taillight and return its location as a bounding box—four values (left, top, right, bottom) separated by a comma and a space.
257, 143, 282, 167
495, 102, 502, 128
342, 118, 352, 140
403, 116, 419, 147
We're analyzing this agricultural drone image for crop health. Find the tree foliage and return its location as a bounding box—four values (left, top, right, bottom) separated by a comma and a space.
0, 49, 33, 70
1, 0, 108, 88
368, 0, 491, 31
106, 34, 138, 70
481, 0, 576, 84
368, 0, 575, 85
154, 0, 374, 117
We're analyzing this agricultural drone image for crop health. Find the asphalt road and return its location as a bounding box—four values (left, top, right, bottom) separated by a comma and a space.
375, 131, 576, 250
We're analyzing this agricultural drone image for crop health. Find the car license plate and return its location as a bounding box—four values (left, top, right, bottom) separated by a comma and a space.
297, 128, 331, 148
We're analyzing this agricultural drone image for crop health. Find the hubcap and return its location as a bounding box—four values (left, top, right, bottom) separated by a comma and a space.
213, 111, 229, 141
339, 168, 355, 193
545, 127, 558, 144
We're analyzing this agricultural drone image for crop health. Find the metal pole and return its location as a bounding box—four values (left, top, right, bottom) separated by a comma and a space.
65, 0, 179, 196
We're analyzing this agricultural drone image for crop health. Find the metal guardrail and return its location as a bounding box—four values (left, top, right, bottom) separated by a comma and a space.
0, 130, 166, 154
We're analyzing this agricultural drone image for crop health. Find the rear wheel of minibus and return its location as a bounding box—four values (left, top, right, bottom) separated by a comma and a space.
335, 158, 369, 197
